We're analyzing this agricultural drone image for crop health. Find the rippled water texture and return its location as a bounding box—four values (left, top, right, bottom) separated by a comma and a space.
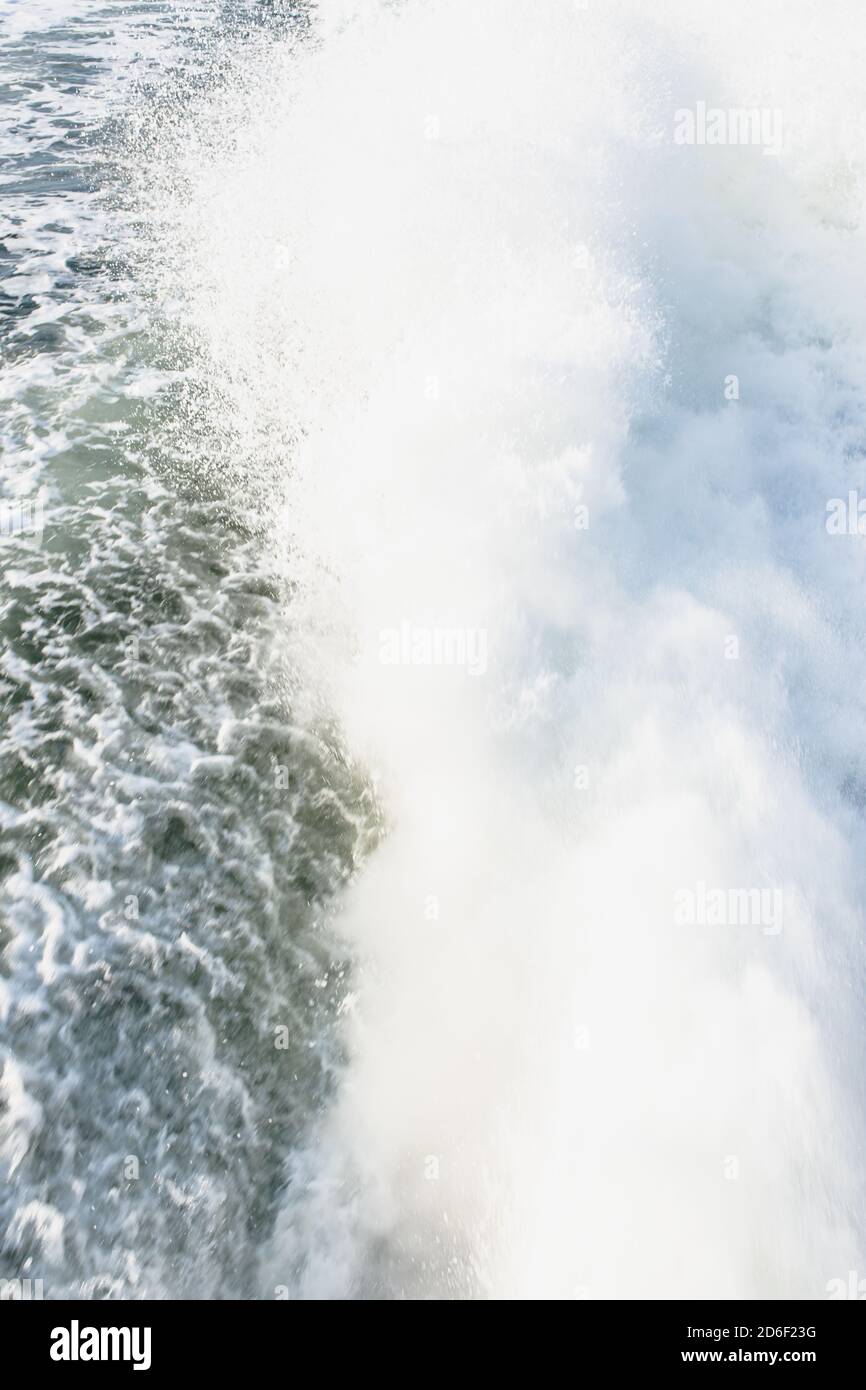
0, 0, 370, 1300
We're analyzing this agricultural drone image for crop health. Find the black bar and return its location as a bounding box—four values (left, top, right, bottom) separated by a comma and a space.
1, 1298, 862, 1375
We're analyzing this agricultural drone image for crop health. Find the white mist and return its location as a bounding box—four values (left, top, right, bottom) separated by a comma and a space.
154, 0, 866, 1298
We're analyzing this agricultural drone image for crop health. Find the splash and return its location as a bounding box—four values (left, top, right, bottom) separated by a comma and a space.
153, 0, 866, 1298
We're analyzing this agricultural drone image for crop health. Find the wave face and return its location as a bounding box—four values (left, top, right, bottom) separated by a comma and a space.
4, 0, 866, 1300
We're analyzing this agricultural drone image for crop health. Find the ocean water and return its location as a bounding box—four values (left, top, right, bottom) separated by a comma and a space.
1, 0, 866, 1300
0, 0, 371, 1300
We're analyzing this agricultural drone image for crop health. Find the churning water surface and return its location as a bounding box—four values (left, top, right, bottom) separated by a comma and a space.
1, 0, 866, 1300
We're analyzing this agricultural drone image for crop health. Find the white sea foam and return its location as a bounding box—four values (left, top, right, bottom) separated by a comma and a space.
71, 0, 866, 1296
